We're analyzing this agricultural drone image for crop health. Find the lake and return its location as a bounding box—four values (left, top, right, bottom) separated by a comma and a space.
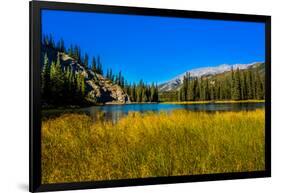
43, 102, 265, 123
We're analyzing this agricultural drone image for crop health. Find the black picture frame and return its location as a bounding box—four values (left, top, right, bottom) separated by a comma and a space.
30, 1, 271, 192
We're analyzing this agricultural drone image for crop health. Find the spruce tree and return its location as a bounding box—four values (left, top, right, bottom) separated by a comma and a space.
142, 87, 148, 102
50, 61, 57, 98
41, 53, 50, 98
109, 68, 113, 81
255, 69, 264, 99
58, 38, 65, 52
97, 56, 103, 75
91, 56, 97, 72
68, 44, 74, 57
232, 68, 241, 100
83, 53, 89, 69
106, 69, 110, 79
205, 80, 210, 100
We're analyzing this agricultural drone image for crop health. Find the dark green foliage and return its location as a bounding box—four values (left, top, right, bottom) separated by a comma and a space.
41, 34, 159, 105
159, 91, 178, 102
105, 68, 114, 82
124, 80, 159, 102
255, 68, 264, 99
232, 68, 242, 100
91, 56, 97, 72
68, 44, 74, 58
41, 53, 51, 99
96, 56, 103, 75
57, 38, 65, 52
161, 66, 264, 102
73, 45, 81, 62
41, 34, 263, 105
49, 54, 64, 99
41, 51, 87, 106
83, 53, 89, 69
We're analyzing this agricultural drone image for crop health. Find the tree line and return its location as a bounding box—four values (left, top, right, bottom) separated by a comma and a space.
160, 66, 265, 102
41, 52, 86, 105
41, 35, 160, 104
42, 35, 263, 104
43, 34, 104, 74
124, 81, 159, 102
104, 70, 159, 102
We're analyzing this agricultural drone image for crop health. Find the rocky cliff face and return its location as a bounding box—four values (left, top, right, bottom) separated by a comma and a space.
86, 72, 131, 104
60, 53, 131, 104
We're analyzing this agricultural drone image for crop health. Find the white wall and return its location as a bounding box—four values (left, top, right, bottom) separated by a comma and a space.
0, 0, 280, 192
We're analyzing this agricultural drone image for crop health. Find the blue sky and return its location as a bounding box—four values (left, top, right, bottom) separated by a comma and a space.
42, 10, 265, 84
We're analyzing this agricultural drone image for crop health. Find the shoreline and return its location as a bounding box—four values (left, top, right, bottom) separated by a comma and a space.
41, 99, 265, 111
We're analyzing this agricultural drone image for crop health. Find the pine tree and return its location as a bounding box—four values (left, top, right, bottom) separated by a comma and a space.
210, 83, 215, 100
68, 44, 74, 57
136, 87, 142, 102
219, 81, 224, 100
178, 88, 182, 101
121, 76, 125, 88
106, 69, 110, 79
142, 87, 148, 102
49, 53, 64, 102
193, 78, 200, 100
58, 38, 65, 52
261, 74, 265, 99
91, 56, 97, 72
255, 69, 264, 99
41, 53, 50, 98
231, 67, 235, 100
200, 79, 206, 100
188, 80, 195, 101
205, 80, 210, 100
130, 83, 136, 102
73, 45, 81, 62
232, 68, 241, 100
65, 66, 71, 92
109, 68, 113, 81
83, 53, 89, 69
50, 60, 56, 97
155, 84, 159, 102
117, 71, 122, 86
96, 56, 103, 75
241, 71, 247, 100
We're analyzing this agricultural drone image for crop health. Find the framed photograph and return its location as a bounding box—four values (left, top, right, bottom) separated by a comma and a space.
30, 1, 271, 192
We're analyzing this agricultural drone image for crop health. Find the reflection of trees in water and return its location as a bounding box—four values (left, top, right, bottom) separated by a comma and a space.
43, 103, 265, 123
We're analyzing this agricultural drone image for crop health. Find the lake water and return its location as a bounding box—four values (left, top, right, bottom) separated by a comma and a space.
43, 102, 264, 123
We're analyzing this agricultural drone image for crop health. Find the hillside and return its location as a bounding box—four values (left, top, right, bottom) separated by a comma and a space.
62, 54, 130, 104
41, 46, 130, 106
159, 62, 264, 92
159, 62, 265, 102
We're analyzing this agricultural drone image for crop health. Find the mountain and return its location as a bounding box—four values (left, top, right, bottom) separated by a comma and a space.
158, 62, 262, 92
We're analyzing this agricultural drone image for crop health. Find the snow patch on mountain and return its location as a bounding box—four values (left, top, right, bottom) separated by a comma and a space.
159, 62, 259, 92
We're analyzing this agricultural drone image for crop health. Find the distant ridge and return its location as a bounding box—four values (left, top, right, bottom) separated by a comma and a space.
159, 62, 263, 92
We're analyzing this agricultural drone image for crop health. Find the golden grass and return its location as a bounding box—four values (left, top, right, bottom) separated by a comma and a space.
42, 109, 265, 184
161, 100, 265, 104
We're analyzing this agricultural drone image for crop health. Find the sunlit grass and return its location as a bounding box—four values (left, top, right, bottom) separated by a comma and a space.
42, 109, 265, 184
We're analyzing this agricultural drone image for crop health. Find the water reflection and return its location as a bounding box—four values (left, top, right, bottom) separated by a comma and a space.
42, 102, 265, 123
81, 102, 265, 123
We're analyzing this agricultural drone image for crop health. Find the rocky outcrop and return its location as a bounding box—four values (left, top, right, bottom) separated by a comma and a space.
60, 53, 131, 104
85, 73, 131, 104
